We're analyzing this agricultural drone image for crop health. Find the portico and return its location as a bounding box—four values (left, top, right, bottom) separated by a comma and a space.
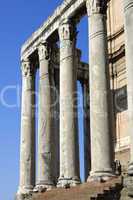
16, 0, 133, 198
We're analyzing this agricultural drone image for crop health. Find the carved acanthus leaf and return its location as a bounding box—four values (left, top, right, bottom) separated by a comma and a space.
38, 42, 50, 60
86, 0, 107, 16
21, 59, 34, 77
59, 18, 77, 41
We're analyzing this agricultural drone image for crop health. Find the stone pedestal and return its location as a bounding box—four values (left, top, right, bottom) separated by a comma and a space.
86, 0, 114, 181
123, 0, 133, 197
35, 42, 54, 191
57, 19, 80, 187
17, 59, 36, 197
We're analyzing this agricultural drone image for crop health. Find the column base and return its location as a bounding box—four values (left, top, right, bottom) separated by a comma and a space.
33, 180, 55, 193
87, 171, 115, 182
15, 187, 33, 200
57, 177, 80, 188
15, 193, 33, 200
17, 186, 34, 194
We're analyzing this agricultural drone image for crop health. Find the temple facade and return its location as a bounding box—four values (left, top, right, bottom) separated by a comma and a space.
16, 0, 133, 199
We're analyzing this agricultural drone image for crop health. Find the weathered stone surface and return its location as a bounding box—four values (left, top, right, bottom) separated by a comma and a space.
36, 42, 54, 190
86, 0, 113, 180
31, 177, 122, 200
123, 0, 133, 176
120, 188, 133, 200
21, 0, 86, 59
16, 0, 133, 199
17, 59, 36, 195
57, 19, 80, 187
124, 176, 133, 197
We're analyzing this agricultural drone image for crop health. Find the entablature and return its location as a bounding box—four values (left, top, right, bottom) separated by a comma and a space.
21, 0, 86, 60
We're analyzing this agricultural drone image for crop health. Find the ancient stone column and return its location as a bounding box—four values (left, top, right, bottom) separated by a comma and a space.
35, 42, 54, 191
86, 0, 113, 181
17, 58, 36, 196
57, 19, 80, 187
123, 0, 133, 196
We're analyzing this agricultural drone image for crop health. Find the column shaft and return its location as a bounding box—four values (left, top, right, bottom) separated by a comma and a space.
36, 42, 54, 190
86, 0, 113, 180
123, 0, 133, 175
18, 59, 36, 195
83, 81, 91, 181
50, 45, 60, 184
52, 68, 60, 183
58, 19, 80, 187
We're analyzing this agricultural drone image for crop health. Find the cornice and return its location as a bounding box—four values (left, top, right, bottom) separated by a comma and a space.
21, 0, 86, 60
108, 26, 124, 42
108, 44, 125, 63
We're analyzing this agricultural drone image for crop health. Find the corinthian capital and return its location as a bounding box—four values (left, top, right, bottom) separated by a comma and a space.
21, 59, 34, 77
86, 0, 107, 16
58, 18, 77, 41
38, 41, 50, 60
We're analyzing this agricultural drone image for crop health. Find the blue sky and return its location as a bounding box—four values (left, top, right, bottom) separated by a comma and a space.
0, 1, 88, 199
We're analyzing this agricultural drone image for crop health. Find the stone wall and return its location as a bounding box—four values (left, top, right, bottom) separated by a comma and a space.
107, 0, 130, 170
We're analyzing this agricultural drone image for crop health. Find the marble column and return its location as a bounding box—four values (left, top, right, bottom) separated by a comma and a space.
58, 19, 80, 187
36, 42, 54, 191
17, 58, 36, 196
123, 0, 133, 196
86, 0, 114, 181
